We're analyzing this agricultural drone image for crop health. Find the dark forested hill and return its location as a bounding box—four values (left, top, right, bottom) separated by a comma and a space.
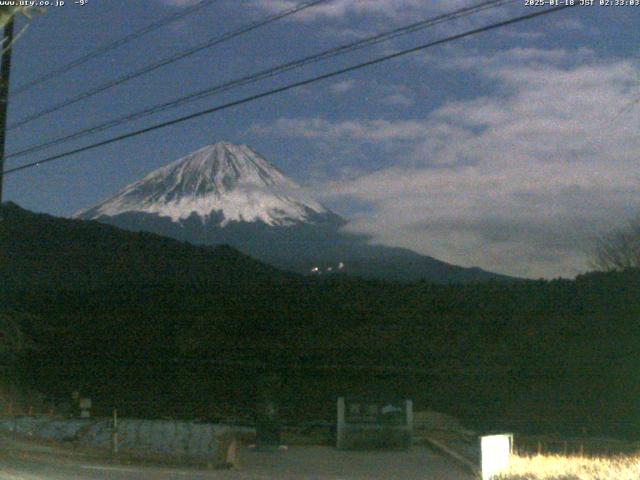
2, 202, 640, 437
0, 201, 292, 292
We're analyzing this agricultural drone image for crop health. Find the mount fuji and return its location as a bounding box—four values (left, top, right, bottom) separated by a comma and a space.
76, 141, 511, 283
77, 142, 342, 228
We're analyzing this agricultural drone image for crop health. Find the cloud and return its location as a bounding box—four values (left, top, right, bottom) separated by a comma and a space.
330, 80, 357, 94
323, 163, 638, 279
246, 0, 487, 22
252, 118, 428, 143
381, 93, 413, 106
497, 13, 583, 40
554, 17, 585, 30
158, 0, 200, 5
249, 0, 425, 20
255, 49, 640, 279
378, 84, 414, 107
439, 46, 596, 71
499, 29, 545, 41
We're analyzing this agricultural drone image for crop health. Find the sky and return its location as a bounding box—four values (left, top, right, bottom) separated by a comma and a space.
3, 0, 640, 279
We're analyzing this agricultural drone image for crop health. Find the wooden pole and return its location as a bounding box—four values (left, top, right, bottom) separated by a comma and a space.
0, 16, 14, 203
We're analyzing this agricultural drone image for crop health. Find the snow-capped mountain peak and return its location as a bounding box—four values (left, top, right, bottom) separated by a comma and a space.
75, 141, 335, 227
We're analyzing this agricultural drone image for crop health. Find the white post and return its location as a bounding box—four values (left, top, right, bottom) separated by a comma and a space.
405, 399, 413, 449
336, 397, 345, 449
112, 409, 118, 455
480, 433, 513, 480
405, 400, 413, 430
80, 398, 92, 418
226, 438, 238, 467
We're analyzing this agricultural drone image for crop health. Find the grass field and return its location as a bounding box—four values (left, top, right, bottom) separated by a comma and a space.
495, 453, 640, 479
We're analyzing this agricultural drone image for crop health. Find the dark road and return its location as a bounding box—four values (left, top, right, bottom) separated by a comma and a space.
0, 442, 474, 479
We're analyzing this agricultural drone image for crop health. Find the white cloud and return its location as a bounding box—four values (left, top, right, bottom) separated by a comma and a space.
249, 0, 424, 20
378, 84, 414, 107
247, 0, 484, 22
499, 29, 545, 40
440, 46, 596, 71
159, 0, 199, 5
330, 80, 357, 94
323, 163, 638, 279
255, 49, 640, 279
554, 17, 584, 30
381, 93, 413, 106
252, 118, 428, 143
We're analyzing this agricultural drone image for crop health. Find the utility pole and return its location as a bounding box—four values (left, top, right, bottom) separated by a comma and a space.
0, 15, 14, 204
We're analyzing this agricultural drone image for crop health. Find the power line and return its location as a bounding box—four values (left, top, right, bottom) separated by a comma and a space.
7, 0, 330, 130
3, 5, 575, 177
11, 0, 220, 97
6, 0, 516, 161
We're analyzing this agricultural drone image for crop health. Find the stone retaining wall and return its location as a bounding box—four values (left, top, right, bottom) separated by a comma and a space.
0, 416, 254, 459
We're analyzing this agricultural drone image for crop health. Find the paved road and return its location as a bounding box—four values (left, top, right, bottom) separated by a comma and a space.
0, 442, 475, 479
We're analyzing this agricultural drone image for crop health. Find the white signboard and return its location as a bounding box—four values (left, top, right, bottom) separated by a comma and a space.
481, 434, 512, 480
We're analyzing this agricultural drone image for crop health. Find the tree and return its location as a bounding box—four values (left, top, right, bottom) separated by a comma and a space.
591, 215, 640, 271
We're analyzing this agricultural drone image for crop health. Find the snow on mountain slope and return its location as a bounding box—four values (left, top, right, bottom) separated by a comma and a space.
75, 142, 334, 227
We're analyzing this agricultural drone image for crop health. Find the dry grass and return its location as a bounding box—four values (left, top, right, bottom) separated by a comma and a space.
495, 453, 640, 480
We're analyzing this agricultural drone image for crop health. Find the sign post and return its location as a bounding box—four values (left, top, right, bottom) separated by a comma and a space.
255, 373, 281, 450
480, 433, 513, 480
112, 409, 118, 455
336, 397, 413, 450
